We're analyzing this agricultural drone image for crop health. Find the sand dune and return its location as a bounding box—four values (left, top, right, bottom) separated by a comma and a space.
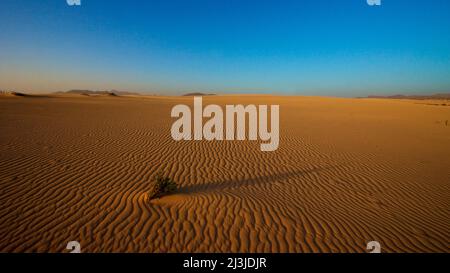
0, 94, 449, 253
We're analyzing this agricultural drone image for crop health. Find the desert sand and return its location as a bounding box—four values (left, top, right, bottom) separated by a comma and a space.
0, 94, 449, 253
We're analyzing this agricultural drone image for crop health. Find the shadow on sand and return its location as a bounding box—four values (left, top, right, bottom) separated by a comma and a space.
180, 165, 340, 194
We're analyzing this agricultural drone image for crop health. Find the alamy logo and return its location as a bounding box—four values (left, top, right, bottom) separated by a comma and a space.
367, 0, 381, 6
67, 0, 81, 6
66, 241, 81, 253
171, 97, 279, 152
367, 241, 381, 253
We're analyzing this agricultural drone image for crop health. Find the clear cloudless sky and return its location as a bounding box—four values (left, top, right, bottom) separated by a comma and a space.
0, 0, 450, 96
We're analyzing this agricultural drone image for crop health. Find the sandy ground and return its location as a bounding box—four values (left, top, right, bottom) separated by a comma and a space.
0, 94, 449, 253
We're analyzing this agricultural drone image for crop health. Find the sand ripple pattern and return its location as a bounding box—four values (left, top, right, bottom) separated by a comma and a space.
0, 96, 449, 252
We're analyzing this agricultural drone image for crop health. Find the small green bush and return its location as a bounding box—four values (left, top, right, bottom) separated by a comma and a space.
148, 172, 178, 200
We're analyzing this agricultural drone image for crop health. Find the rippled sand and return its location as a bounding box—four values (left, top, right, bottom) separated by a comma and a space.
0, 94, 449, 252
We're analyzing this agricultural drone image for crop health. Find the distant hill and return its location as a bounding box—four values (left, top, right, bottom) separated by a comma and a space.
0, 90, 27, 97
110, 90, 141, 96
57, 90, 141, 96
182, 92, 215, 96
364, 93, 450, 100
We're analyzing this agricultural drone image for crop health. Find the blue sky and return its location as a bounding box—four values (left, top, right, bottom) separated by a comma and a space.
0, 0, 449, 96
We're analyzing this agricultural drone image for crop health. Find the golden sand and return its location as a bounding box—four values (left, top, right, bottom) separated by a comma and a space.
0, 94, 449, 252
